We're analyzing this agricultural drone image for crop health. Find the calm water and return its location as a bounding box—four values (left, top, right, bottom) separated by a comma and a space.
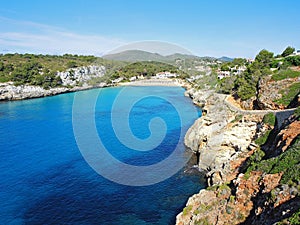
0, 86, 204, 225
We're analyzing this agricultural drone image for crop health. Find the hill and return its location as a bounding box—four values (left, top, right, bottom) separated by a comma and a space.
103, 50, 202, 63
218, 56, 234, 62
103, 50, 166, 62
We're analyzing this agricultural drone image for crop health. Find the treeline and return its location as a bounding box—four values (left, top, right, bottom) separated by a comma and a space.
219, 46, 300, 101
110, 61, 189, 79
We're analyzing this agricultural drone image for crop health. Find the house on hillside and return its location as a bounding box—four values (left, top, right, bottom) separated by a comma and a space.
217, 70, 230, 79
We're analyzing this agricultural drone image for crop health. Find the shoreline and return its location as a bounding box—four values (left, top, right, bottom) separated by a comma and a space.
0, 78, 191, 102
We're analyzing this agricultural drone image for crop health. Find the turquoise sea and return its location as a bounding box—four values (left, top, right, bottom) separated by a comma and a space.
0, 86, 205, 225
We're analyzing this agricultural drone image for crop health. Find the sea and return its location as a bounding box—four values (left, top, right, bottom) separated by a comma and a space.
0, 86, 205, 225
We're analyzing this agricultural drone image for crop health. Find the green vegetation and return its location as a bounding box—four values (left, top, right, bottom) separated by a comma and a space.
272, 69, 300, 81
234, 49, 274, 100
183, 205, 193, 216
262, 113, 276, 126
247, 137, 300, 186
284, 55, 300, 66
111, 61, 189, 80
277, 208, 300, 225
275, 82, 300, 106
281, 46, 295, 57
0, 53, 127, 88
255, 130, 272, 146
217, 46, 299, 107
218, 76, 235, 94
194, 217, 212, 225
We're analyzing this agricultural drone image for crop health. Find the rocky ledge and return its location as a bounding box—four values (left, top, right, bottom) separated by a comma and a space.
177, 88, 300, 225
0, 82, 108, 101
184, 88, 261, 186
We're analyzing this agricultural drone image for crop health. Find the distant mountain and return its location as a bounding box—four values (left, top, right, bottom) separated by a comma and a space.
103, 50, 166, 62
103, 50, 200, 62
218, 56, 234, 62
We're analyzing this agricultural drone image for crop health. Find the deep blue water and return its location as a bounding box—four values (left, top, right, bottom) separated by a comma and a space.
0, 86, 204, 225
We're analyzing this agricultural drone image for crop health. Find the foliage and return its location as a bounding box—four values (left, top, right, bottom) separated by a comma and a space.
0, 53, 125, 88
288, 209, 300, 225
247, 136, 300, 186
275, 82, 300, 106
255, 130, 271, 146
255, 49, 274, 68
220, 64, 231, 71
294, 107, 300, 120
262, 113, 276, 126
233, 49, 274, 100
272, 69, 300, 81
284, 56, 300, 66
218, 76, 235, 94
281, 46, 295, 57
183, 205, 193, 216
110, 61, 188, 79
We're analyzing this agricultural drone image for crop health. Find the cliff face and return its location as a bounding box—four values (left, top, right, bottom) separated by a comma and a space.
177, 88, 300, 225
184, 89, 261, 186
256, 76, 300, 110
238, 75, 300, 110
0, 65, 107, 101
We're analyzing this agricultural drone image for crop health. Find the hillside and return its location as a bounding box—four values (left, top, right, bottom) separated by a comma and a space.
217, 50, 300, 110
103, 50, 167, 62
103, 50, 210, 63
110, 61, 189, 80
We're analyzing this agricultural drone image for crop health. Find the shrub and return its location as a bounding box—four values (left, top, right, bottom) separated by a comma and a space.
275, 82, 300, 106
255, 130, 271, 146
183, 205, 193, 216
263, 113, 276, 126
272, 70, 300, 81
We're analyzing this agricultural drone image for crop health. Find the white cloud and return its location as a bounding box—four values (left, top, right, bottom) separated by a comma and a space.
0, 17, 125, 56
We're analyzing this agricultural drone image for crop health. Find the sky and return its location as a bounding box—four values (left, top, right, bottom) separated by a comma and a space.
0, 0, 299, 58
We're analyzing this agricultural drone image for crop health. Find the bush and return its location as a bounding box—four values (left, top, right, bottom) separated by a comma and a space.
263, 113, 276, 126
272, 70, 300, 81
255, 130, 271, 146
275, 82, 300, 106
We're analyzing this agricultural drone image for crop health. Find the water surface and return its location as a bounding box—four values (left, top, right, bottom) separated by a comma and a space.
0, 86, 204, 225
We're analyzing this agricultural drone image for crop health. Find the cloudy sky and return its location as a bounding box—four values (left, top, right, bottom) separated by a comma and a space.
0, 0, 299, 58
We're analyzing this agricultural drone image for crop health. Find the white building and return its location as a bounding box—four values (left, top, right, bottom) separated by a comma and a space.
217, 70, 230, 79
155, 71, 178, 79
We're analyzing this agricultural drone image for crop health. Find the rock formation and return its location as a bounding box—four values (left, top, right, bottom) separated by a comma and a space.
0, 65, 107, 101
177, 88, 300, 225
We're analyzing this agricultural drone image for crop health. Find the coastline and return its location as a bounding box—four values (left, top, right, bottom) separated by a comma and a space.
0, 78, 190, 102
0, 82, 112, 101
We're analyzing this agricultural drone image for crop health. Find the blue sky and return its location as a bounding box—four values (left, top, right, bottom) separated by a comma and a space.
0, 0, 299, 58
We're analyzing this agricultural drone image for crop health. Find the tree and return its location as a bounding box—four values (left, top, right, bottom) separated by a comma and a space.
281, 46, 295, 57
255, 49, 274, 68
67, 61, 77, 68
220, 64, 231, 71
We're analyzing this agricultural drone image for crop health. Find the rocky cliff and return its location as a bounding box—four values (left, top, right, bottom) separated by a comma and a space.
184, 88, 261, 186
177, 88, 300, 225
0, 65, 107, 101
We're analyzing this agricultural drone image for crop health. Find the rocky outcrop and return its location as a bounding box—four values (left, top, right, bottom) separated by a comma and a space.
0, 82, 108, 101
57, 65, 106, 86
177, 94, 300, 225
256, 76, 300, 110
0, 65, 107, 101
184, 89, 261, 186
